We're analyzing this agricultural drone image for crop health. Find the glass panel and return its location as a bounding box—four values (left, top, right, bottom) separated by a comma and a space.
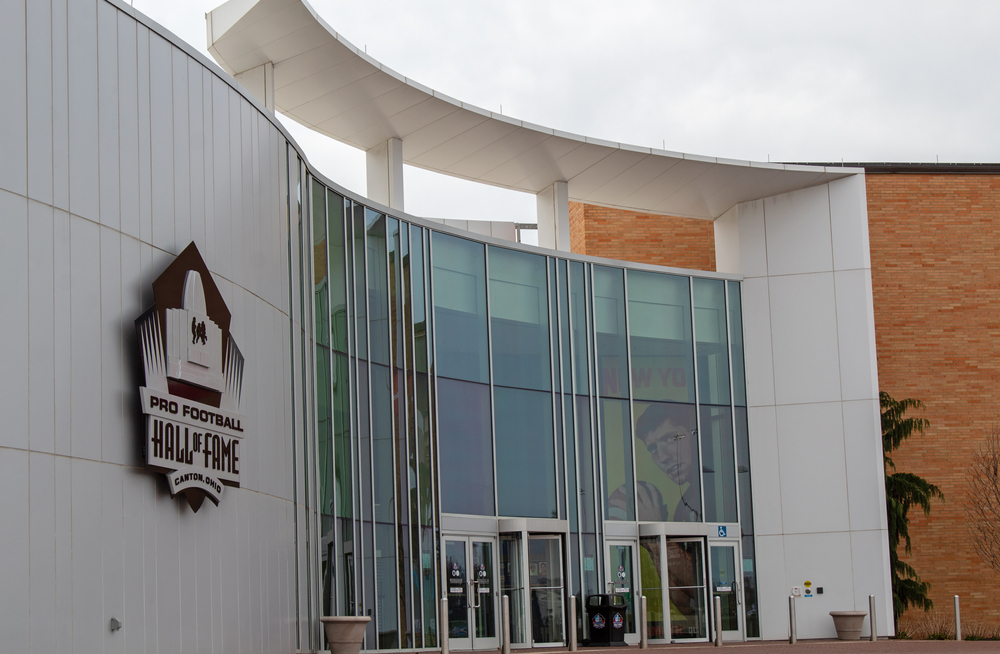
602, 398, 634, 521
565, 395, 578, 531
367, 210, 390, 366
495, 387, 557, 518
608, 545, 635, 633
576, 396, 596, 532
701, 405, 737, 524
489, 246, 551, 391
667, 540, 707, 640
422, 527, 439, 647
570, 261, 590, 394
627, 270, 695, 404
727, 282, 746, 407
500, 533, 527, 644
411, 226, 428, 373
437, 378, 494, 515
639, 537, 665, 640
741, 536, 759, 638
377, 522, 399, 647
472, 541, 496, 639
581, 534, 599, 639
710, 546, 739, 632
371, 364, 395, 523
432, 232, 489, 383
416, 374, 434, 526
445, 540, 469, 640
594, 266, 627, 399
693, 278, 730, 406
528, 537, 564, 644
328, 191, 348, 353
352, 203, 367, 357
634, 401, 701, 522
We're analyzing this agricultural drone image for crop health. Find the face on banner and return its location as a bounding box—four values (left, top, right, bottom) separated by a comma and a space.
633, 401, 701, 523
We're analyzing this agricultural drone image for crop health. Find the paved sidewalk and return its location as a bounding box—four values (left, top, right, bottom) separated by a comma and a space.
540, 641, 999, 653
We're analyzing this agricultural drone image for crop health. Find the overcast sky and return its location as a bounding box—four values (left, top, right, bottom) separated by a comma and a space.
132, 0, 1000, 226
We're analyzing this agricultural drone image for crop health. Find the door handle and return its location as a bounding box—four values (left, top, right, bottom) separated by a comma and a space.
735, 581, 742, 605
470, 580, 481, 609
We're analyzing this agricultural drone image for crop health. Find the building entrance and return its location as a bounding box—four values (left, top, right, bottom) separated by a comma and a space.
605, 540, 639, 645
709, 541, 744, 641
443, 536, 500, 650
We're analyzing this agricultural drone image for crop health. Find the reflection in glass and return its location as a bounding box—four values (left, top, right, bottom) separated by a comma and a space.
371, 364, 395, 523
446, 540, 469, 639
366, 209, 389, 365
693, 278, 730, 406
741, 536, 759, 638
639, 537, 664, 639
432, 233, 488, 383
570, 262, 590, 394
728, 281, 746, 406
700, 405, 737, 524
602, 398, 635, 521
735, 408, 759, 637
328, 190, 348, 353
472, 541, 497, 639
594, 266, 628, 399
437, 378, 494, 515
666, 540, 707, 639
494, 387, 557, 518
411, 226, 427, 373
710, 545, 738, 632
634, 402, 701, 522
576, 396, 596, 532
528, 537, 564, 644
627, 270, 695, 403
376, 522, 399, 647
422, 527, 439, 646
489, 247, 550, 391
500, 533, 526, 644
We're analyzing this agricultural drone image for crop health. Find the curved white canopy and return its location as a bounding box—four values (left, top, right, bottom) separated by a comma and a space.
207, 0, 859, 219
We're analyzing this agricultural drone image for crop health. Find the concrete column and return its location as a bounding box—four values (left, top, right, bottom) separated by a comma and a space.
536, 181, 570, 251
233, 61, 274, 110
366, 137, 404, 211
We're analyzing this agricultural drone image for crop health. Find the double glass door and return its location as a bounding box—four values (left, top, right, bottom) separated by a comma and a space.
709, 542, 743, 641
605, 541, 638, 644
444, 536, 499, 650
638, 536, 709, 642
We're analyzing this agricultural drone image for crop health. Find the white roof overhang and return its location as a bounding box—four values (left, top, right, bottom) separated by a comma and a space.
207, 0, 860, 220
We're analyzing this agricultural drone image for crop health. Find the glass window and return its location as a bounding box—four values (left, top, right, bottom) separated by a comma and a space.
693, 278, 730, 407
328, 191, 348, 353
594, 266, 627, 399
576, 395, 597, 533
371, 363, 395, 524
735, 408, 753, 534
639, 537, 665, 640
633, 401, 701, 522
701, 405, 737, 524
601, 398, 634, 521
559, 260, 572, 392
488, 247, 551, 391
351, 203, 368, 358
411, 226, 428, 373
432, 233, 489, 383
494, 387, 557, 518
437, 378, 494, 515
376, 522, 400, 648
500, 533, 526, 644
627, 270, 695, 404
367, 210, 390, 366
728, 281, 746, 407
570, 262, 590, 394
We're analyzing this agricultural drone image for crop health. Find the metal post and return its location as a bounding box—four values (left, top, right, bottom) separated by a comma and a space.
714, 595, 723, 647
441, 597, 450, 654
640, 596, 648, 649
502, 595, 511, 654
954, 595, 962, 641
869, 594, 877, 642
569, 595, 578, 652
788, 596, 797, 645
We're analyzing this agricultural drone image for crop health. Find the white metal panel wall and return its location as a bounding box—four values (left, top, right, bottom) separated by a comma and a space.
728, 176, 893, 640
0, 0, 309, 651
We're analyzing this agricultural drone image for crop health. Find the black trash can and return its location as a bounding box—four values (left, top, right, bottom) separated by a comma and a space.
585, 594, 628, 647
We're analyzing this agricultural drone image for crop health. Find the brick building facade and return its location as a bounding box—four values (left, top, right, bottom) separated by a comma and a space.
570, 166, 1000, 626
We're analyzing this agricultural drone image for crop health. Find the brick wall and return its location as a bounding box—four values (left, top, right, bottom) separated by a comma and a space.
867, 172, 1000, 625
568, 201, 716, 271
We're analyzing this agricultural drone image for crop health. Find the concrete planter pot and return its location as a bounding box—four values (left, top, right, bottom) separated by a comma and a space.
829, 611, 867, 640
321, 616, 371, 654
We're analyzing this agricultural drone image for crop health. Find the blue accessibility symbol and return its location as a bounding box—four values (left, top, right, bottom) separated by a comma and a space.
718, 526, 727, 538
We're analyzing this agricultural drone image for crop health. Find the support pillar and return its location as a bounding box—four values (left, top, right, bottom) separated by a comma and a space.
536, 181, 570, 251
366, 137, 404, 211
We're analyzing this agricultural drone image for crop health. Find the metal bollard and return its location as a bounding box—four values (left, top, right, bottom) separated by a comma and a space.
640, 596, 648, 649
954, 595, 962, 641
502, 595, 511, 654
788, 596, 797, 645
869, 594, 877, 642
714, 595, 723, 647
569, 595, 578, 652
441, 597, 450, 654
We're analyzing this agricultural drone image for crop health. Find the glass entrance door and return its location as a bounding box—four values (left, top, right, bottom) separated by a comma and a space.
665, 538, 708, 641
444, 537, 499, 650
710, 542, 743, 641
528, 535, 564, 645
605, 541, 639, 644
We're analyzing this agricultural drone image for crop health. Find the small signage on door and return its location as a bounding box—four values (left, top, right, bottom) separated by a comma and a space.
478, 587, 490, 594
450, 586, 464, 594
716, 586, 732, 592
718, 526, 727, 538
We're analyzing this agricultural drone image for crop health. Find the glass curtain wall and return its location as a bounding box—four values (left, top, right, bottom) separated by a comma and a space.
303, 165, 755, 648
